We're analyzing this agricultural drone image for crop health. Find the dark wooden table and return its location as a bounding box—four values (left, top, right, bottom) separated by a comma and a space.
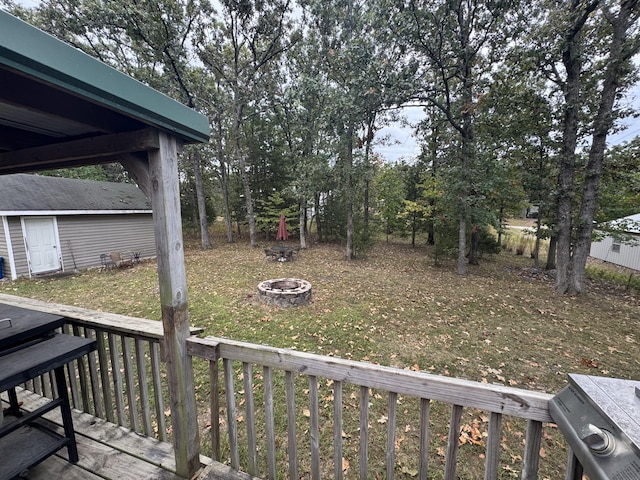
0, 304, 66, 350
0, 303, 96, 480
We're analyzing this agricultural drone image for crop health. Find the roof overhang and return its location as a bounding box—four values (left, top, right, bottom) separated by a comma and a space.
0, 10, 209, 174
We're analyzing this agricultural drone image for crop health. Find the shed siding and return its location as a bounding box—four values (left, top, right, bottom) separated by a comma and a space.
590, 235, 640, 271
2, 214, 154, 279
57, 214, 155, 271
7, 216, 29, 278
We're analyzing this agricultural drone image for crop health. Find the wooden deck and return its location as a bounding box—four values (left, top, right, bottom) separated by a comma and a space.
3, 388, 183, 480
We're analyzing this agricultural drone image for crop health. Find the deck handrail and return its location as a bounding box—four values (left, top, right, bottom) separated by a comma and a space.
0, 293, 203, 339
0, 294, 570, 479
0, 294, 199, 444
187, 335, 559, 480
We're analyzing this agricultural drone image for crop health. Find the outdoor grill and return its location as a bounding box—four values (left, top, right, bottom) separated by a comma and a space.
549, 374, 640, 480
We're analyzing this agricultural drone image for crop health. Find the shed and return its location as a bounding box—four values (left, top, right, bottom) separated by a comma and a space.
589, 213, 640, 271
0, 173, 155, 279
1, 10, 209, 477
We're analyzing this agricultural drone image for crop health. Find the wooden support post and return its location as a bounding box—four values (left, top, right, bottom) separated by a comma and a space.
148, 131, 200, 479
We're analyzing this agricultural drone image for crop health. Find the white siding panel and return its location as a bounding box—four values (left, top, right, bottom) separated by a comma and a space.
590, 237, 614, 262
7, 217, 29, 277
590, 235, 640, 271
57, 214, 156, 271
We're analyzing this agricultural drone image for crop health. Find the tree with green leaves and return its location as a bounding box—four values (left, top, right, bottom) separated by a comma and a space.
597, 138, 640, 222
385, 0, 520, 274
300, 0, 405, 259
370, 160, 402, 242
527, 0, 640, 294
196, 0, 300, 248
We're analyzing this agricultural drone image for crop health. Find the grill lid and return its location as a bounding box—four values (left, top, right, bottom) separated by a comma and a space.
550, 374, 640, 480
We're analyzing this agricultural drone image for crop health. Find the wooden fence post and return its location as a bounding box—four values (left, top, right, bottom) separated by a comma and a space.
148, 131, 200, 478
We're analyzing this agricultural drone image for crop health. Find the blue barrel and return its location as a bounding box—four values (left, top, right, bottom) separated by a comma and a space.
0, 257, 3, 279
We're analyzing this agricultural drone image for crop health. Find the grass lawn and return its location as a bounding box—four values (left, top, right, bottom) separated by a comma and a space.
1, 229, 638, 478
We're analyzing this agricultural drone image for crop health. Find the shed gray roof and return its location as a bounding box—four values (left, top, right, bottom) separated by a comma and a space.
0, 174, 151, 213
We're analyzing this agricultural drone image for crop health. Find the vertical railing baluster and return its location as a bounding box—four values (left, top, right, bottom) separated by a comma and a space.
32, 375, 42, 395
263, 366, 276, 480
418, 398, 431, 480
309, 375, 320, 480
121, 336, 139, 432
243, 362, 257, 476
224, 358, 240, 470
49, 370, 58, 398
109, 332, 126, 426
333, 380, 343, 480
285, 370, 298, 480
386, 391, 398, 480
484, 412, 502, 480
150, 341, 166, 441
444, 404, 463, 480
210, 358, 220, 461
63, 324, 79, 407
359, 386, 369, 480
86, 328, 103, 418
522, 419, 543, 480
96, 329, 114, 423
73, 324, 90, 412
135, 338, 152, 436
42, 371, 53, 400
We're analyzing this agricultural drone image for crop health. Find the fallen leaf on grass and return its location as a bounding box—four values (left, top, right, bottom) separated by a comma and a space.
580, 357, 599, 368
400, 466, 419, 477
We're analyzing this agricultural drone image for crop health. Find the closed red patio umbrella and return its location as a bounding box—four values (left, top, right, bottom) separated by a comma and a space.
276, 214, 288, 241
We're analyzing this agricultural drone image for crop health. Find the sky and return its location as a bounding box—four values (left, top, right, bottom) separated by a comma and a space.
374, 84, 640, 164
9, 0, 640, 163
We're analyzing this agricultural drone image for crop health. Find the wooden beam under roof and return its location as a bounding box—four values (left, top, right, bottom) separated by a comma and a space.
0, 128, 159, 173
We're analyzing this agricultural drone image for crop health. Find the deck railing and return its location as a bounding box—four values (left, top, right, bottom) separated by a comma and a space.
0, 294, 575, 479
187, 336, 564, 480
0, 294, 188, 442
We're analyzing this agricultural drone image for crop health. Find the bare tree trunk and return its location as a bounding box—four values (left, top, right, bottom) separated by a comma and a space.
299, 199, 307, 249
363, 117, 375, 230
546, 232, 558, 270
239, 153, 257, 247
346, 127, 355, 260
468, 224, 479, 265
234, 106, 257, 247
314, 193, 323, 243
427, 128, 438, 246
214, 114, 234, 243
568, 0, 639, 293
457, 7, 474, 275
533, 212, 541, 269
191, 149, 211, 249
555, 1, 599, 294
457, 217, 467, 274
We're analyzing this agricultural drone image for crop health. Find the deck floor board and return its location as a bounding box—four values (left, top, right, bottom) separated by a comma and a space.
3, 389, 182, 480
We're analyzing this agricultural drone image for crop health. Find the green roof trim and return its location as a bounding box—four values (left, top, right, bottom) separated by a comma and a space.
0, 10, 210, 144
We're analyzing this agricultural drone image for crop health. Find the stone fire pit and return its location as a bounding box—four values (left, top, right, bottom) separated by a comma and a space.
257, 278, 312, 307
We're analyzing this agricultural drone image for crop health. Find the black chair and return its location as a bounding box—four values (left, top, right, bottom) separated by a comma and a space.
264, 249, 277, 261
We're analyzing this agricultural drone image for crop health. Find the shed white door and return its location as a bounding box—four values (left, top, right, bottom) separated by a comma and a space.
23, 217, 60, 274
